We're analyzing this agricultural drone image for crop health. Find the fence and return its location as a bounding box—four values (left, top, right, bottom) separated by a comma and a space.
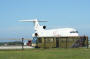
34, 36, 88, 48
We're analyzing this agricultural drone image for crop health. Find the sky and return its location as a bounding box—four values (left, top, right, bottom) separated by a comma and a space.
0, 0, 90, 40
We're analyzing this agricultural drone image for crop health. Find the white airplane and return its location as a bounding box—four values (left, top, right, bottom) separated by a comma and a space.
19, 19, 79, 37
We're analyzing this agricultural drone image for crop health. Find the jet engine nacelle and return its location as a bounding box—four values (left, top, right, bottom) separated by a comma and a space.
43, 26, 46, 29
34, 33, 38, 36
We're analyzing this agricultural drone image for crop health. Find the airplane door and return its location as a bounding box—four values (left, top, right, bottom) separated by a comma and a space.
56, 38, 59, 48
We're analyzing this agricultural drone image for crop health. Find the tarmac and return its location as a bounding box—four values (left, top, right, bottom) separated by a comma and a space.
0, 46, 34, 49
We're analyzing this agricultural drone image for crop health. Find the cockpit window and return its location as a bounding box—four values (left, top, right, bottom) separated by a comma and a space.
70, 31, 78, 33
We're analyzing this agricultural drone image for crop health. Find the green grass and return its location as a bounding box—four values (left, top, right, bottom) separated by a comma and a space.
0, 48, 90, 59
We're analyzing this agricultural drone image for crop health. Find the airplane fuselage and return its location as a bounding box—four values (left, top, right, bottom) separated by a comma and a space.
33, 28, 79, 37
19, 19, 79, 37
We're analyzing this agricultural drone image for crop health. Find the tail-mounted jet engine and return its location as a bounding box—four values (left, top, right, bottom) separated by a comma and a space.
35, 33, 38, 37
43, 26, 46, 29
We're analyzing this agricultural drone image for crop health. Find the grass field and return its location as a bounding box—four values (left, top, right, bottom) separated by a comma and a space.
0, 48, 90, 59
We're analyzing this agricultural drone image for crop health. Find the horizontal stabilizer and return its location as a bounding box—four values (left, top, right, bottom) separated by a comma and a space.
18, 19, 48, 22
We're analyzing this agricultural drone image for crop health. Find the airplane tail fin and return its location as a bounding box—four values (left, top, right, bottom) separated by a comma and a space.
18, 19, 47, 31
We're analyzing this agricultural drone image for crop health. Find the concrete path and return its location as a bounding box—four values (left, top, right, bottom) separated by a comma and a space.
0, 46, 34, 49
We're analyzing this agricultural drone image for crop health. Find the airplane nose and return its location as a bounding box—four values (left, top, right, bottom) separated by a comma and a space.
69, 33, 79, 36
73, 33, 79, 36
